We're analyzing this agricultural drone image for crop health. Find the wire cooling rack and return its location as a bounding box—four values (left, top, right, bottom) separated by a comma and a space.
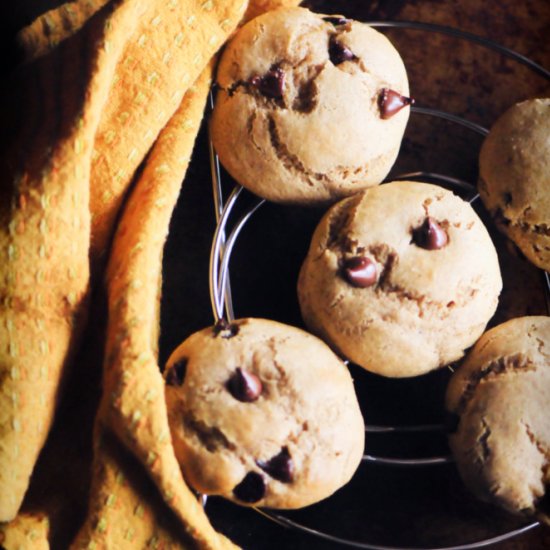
203, 20, 550, 550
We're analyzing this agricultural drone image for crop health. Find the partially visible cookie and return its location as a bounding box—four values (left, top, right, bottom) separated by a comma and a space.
478, 97, 550, 271
297, 181, 503, 378
164, 318, 364, 509
211, 6, 411, 205
445, 316, 550, 523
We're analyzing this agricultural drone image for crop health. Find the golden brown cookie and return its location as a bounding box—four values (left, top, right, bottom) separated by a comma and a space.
445, 316, 550, 523
164, 318, 365, 509
297, 181, 503, 378
211, 7, 411, 205
478, 98, 550, 271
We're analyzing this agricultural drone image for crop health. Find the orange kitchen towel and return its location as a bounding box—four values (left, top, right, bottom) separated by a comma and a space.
72, 62, 240, 550
1, 0, 300, 548
15, 0, 250, 269
0, 0, 248, 524
78, 3, 299, 545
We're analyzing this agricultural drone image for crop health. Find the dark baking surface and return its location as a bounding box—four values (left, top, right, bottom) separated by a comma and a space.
160, 1, 550, 549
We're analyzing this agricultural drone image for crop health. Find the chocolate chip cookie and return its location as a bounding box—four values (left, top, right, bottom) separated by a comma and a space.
445, 316, 550, 523
478, 98, 550, 271
164, 318, 364, 509
297, 181, 503, 378
211, 7, 412, 205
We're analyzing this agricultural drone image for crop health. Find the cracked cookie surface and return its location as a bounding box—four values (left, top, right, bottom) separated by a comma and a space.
211, 6, 410, 204
445, 316, 550, 523
478, 98, 550, 271
164, 318, 364, 509
297, 181, 502, 377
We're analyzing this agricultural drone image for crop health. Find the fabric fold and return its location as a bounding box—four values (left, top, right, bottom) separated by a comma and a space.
1, 0, 300, 547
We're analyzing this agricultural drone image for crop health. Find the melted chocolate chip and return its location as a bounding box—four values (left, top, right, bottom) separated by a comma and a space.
257, 447, 294, 483
329, 38, 356, 65
165, 358, 187, 386
343, 256, 378, 287
233, 472, 266, 503
249, 66, 285, 99
227, 367, 262, 402
323, 16, 350, 26
412, 217, 448, 250
213, 319, 239, 339
378, 88, 414, 119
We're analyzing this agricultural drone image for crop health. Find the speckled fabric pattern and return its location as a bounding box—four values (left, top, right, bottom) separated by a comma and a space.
211, 6, 411, 205
446, 316, 550, 524
0, 0, 300, 548
297, 180, 503, 377
164, 318, 365, 509
478, 98, 550, 271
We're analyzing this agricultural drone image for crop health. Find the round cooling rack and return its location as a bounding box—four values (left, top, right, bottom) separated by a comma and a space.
201, 19, 550, 550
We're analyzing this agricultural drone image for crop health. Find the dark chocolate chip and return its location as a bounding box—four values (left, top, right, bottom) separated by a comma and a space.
412, 217, 448, 250
165, 358, 187, 386
227, 367, 262, 402
213, 319, 240, 339
249, 66, 285, 99
343, 256, 377, 287
257, 447, 294, 483
233, 472, 266, 503
378, 88, 414, 119
323, 16, 350, 26
329, 37, 356, 65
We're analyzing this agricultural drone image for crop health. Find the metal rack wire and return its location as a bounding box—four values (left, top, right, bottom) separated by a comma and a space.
203, 19, 550, 550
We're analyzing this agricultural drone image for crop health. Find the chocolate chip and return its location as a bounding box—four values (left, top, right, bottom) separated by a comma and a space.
412, 217, 448, 250
213, 319, 239, 339
249, 66, 285, 99
378, 88, 414, 119
227, 367, 262, 402
343, 256, 377, 287
233, 472, 266, 503
323, 16, 350, 26
165, 358, 187, 386
329, 37, 356, 65
257, 447, 294, 483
